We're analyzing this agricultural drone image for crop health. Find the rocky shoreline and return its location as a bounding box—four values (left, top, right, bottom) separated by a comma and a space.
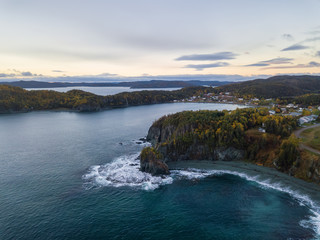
139, 109, 320, 185
167, 160, 320, 200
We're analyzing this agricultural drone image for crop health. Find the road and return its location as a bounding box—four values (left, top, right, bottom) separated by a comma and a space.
294, 123, 320, 155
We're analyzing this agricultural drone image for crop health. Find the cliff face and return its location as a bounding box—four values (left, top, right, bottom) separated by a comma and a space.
139, 109, 320, 186
147, 124, 244, 162
140, 109, 303, 179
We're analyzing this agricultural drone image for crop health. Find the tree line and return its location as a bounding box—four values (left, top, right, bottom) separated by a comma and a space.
0, 85, 214, 113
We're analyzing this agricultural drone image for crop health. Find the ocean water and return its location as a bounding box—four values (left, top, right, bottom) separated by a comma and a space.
0, 102, 319, 239
26, 86, 181, 96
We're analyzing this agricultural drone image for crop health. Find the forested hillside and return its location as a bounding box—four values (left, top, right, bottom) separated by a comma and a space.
140, 108, 320, 183
0, 85, 214, 113
214, 75, 320, 98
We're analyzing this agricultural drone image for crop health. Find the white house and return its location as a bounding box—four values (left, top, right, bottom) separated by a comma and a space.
299, 115, 318, 125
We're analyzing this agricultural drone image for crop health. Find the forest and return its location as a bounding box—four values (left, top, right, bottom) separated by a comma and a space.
0, 85, 214, 113
279, 93, 320, 106
145, 108, 300, 172
214, 75, 320, 98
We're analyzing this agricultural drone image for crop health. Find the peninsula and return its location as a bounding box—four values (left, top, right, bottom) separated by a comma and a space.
140, 108, 320, 184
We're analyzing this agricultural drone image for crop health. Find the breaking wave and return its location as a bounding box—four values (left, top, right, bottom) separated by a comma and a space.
83, 154, 320, 237
82, 153, 173, 191
172, 168, 320, 237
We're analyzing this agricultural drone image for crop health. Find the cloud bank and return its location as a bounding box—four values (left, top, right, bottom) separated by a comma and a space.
246, 57, 294, 67
263, 61, 320, 70
281, 44, 309, 51
175, 52, 237, 61
184, 62, 229, 71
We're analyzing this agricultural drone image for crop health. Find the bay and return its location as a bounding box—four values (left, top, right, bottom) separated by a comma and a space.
0, 102, 319, 239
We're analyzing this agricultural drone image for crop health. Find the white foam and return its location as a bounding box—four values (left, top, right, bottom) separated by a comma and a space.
82, 153, 173, 191
171, 167, 320, 238
83, 158, 320, 237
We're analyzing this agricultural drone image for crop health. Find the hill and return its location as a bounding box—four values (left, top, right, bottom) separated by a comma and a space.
0, 85, 214, 113
214, 75, 320, 98
0, 80, 233, 89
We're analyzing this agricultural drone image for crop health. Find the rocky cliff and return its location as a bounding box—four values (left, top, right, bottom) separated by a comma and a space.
140, 109, 320, 185
140, 110, 260, 175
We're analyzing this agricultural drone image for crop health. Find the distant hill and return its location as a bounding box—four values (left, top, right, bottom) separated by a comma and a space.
0, 80, 233, 89
214, 75, 320, 98
0, 85, 214, 113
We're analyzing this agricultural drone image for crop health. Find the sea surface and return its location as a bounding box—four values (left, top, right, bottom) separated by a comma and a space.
26, 86, 181, 96
0, 102, 320, 240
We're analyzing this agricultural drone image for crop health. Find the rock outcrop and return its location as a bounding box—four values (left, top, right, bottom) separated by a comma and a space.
146, 121, 245, 163
141, 111, 246, 175
140, 147, 170, 175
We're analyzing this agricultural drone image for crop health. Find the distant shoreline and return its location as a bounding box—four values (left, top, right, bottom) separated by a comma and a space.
0, 101, 247, 115
0, 80, 231, 89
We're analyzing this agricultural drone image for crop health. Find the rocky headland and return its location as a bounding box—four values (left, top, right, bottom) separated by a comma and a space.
140, 108, 320, 184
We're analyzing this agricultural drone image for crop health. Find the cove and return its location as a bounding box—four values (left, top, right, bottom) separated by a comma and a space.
0, 103, 319, 239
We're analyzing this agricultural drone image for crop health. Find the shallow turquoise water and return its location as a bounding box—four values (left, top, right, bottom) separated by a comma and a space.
0, 103, 318, 239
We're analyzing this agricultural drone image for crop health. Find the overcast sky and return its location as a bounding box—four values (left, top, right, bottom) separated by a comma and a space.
0, 0, 319, 81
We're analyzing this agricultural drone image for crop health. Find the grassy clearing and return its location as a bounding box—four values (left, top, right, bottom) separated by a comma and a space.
300, 126, 320, 151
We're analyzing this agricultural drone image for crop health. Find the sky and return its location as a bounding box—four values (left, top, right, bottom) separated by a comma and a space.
0, 0, 319, 82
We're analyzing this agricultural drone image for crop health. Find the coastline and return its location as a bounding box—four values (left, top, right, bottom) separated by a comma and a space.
0, 101, 246, 115
168, 160, 320, 201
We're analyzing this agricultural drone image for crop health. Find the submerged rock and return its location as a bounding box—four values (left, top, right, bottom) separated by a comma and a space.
139, 137, 147, 143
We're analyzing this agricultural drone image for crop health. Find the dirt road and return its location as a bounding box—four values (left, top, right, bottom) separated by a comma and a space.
294, 123, 320, 155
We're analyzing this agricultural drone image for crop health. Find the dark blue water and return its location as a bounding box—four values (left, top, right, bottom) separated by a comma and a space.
0, 103, 319, 239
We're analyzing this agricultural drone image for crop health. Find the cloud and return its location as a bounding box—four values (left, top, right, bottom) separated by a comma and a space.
309, 61, 320, 67
0, 73, 15, 78
246, 63, 269, 67
184, 62, 229, 71
175, 52, 237, 61
246, 57, 294, 67
281, 44, 310, 51
52, 70, 65, 73
0, 70, 40, 78
304, 36, 320, 43
316, 51, 320, 57
95, 72, 119, 77
263, 61, 320, 70
21, 71, 33, 76
282, 34, 294, 41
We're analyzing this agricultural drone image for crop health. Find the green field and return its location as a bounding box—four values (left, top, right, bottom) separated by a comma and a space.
300, 126, 320, 151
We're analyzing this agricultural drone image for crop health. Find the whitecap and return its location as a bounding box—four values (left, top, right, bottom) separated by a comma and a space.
82, 153, 173, 191
83, 159, 320, 237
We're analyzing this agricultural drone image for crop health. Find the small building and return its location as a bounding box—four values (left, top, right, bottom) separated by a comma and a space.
269, 110, 276, 115
286, 103, 294, 108
289, 112, 301, 117
299, 115, 318, 125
